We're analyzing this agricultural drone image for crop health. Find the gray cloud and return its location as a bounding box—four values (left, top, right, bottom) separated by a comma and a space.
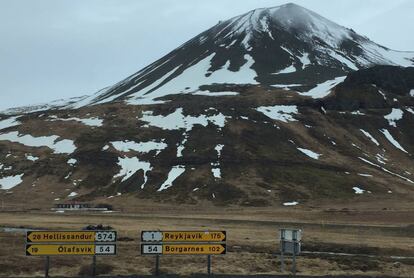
0, 0, 413, 110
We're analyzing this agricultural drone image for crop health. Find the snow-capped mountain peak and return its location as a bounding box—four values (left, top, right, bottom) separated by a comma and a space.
268, 3, 353, 47
224, 3, 353, 49
72, 3, 411, 109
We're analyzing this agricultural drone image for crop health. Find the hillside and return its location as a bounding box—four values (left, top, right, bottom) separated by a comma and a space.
1, 3, 414, 210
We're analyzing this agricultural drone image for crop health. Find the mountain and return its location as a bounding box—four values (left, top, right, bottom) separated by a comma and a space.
66, 3, 413, 108
1, 3, 414, 210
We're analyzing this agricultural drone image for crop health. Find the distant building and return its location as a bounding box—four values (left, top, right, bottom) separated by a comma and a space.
52, 203, 108, 211
54, 203, 91, 210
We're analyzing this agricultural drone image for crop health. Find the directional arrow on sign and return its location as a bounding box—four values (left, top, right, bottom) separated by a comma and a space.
163, 244, 226, 255
26, 231, 94, 243
26, 244, 117, 256
141, 243, 226, 255
26, 244, 95, 256
26, 231, 117, 243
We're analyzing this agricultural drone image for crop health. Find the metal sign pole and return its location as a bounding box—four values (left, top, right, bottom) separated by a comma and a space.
292, 251, 296, 276
280, 242, 284, 272
92, 255, 96, 277
155, 255, 160, 276
207, 255, 211, 275
45, 256, 49, 278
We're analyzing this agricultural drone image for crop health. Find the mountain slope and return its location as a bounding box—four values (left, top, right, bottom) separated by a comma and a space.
1, 4, 414, 210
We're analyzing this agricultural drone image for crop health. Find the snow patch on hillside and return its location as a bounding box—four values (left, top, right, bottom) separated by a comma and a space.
127, 53, 257, 105
283, 201, 299, 206
256, 105, 298, 122
0, 131, 76, 154
271, 83, 303, 90
0, 174, 24, 190
353, 186, 365, 194
111, 140, 167, 155
158, 165, 185, 191
300, 76, 346, 98
375, 153, 388, 165
48, 116, 103, 127
299, 53, 311, 68
210, 144, 224, 179
360, 129, 380, 146
140, 108, 228, 131
114, 157, 152, 188
380, 129, 408, 153
327, 49, 358, 70
176, 134, 188, 158
68, 192, 78, 197
276, 64, 296, 74
176, 145, 185, 157
384, 108, 403, 127
359, 157, 413, 184
215, 144, 224, 158
358, 173, 373, 177
0, 117, 21, 130
297, 148, 321, 159
212, 167, 221, 178
192, 91, 239, 96
25, 154, 39, 161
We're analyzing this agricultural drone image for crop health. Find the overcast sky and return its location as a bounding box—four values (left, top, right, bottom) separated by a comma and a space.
1, 0, 413, 110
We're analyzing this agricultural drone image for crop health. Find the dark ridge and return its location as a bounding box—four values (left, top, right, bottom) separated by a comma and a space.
340, 66, 414, 95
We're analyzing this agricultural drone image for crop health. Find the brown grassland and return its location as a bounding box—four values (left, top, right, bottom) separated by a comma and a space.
0, 200, 413, 277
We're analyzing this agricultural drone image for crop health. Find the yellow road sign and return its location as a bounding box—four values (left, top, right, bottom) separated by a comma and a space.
26, 244, 116, 256
26, 231, 117, 243
141, 244, 226, 255
141, 231, 226, 242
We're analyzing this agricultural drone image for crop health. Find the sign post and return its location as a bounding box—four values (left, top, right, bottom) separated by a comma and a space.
293, 250, 296, 276
92, 255, 97, 277
26, 230, 117, 276
207, 254, 211, 275
44, 256, 49, 278
279, 229, 302, 275
155, 254, 160, 276
280, 247, 284, 272
141, 231, 226, 275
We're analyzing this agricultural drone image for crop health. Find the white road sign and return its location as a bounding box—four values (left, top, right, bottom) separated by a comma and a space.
141, 231, 163, 242
141, 244, 162, 254
280, 229, 302, 241
95, 244, 117, 255
95, 231, 117, 242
